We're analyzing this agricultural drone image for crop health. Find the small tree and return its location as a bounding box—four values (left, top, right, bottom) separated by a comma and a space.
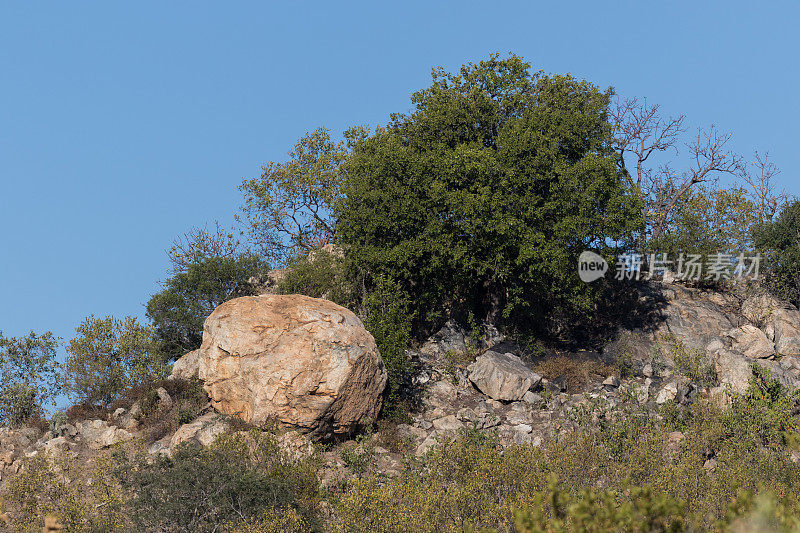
753, 200, 800, 307
64, 316, 165, 407
0, 331, 61, 426
147, 255, 270, 361
238, 127, 346, 265
167, 221, 244, 274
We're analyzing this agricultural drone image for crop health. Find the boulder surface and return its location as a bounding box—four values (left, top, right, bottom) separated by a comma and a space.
468, 351, 541, 401
197, 295, 386, 437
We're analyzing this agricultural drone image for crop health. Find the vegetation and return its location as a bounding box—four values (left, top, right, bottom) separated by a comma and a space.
754, 199, 800, 307
239, 127, 347, 265
146, 254, 269, 361
64, 315, 166, 407
0, 331, 60, 426
117, 431, 320, 532
337, 54, 641, 334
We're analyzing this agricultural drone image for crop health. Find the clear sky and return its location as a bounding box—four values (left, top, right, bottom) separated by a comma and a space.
1, 1, 798, 347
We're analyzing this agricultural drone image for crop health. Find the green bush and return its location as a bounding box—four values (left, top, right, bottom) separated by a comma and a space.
5, 450, 125, 532
118, 431, 319, 532
64, 315, 166, 407
753, 199, 800, 307
0, 330, 61, 426
336, 54, 641, 335
334, 364, 800, 532
146, 254, 270, 361
363, 275, 413, 408
276, 247, 352, 304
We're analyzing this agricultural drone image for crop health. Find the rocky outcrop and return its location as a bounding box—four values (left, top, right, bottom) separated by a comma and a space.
197, 294, 387, 437
726, 325, 775, 359
467, 351, 542, 401
742, 294, 800, 356
171, 349, 201, 380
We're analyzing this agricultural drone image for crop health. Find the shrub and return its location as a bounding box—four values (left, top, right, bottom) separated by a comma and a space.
239, 127, 346, 265
334, 364, 800, 532
276, 246, 352, 304
64, 315, 166, 407
5, 450, 125, 532
0, 330, 61, 426
658, 334, 717, 388
146, 254, 269, 361
753, 199, 800, 307
118, 431, 320, 532
362, 275, 413, 409
336, 54, 641, 335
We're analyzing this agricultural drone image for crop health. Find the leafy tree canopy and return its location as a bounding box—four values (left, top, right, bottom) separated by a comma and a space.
64, 315, 165, 407
146, 254, 270, 361
336, 54, 642, 334
0, 330, 61, 426
753, 199, 800, 307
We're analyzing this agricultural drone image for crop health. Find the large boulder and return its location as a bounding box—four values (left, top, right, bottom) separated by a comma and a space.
742, 294, 800, 356
197, 295, 386, 437
467, 351, 541, 401
171, 349, 201, 380
726, 325, 775, 359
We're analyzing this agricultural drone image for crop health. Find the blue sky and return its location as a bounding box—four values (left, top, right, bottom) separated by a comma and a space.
1, 1, 798, 348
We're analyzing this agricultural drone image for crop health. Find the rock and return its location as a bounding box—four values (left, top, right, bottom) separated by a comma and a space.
659, 287, 735, 352
709, 386, 732, 409
523, 391, 544, 406
75, 420, 132, 450
456, 408, 478, 424
742, 294, 800, 356
467, 351, 542, 401
704, 458, 718, 472
665, 431, 685, 453
655, 383, 678, 404
714, 349, 752, 395
171, 348, 202, 380
642, 364, 653, 378
754, 359, 800, 391
156, 387, 173, 410
602, 376, 620, 387
419, 320, 468, 361
432, 415, 464, 432
726, 325, 775, 359
170, 413, 230, 449
197, 294, 387, 437
515, 423, 533, 434
276, 430, 314, 460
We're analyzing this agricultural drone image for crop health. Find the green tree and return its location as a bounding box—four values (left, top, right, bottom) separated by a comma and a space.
239, 127, 347, 265
336, 54, 641, 334
146, 255, 269, 361
753, 199, 800, 306
0, 331, 61, 426
64, 316, 165, 407
649, 185, 760, 259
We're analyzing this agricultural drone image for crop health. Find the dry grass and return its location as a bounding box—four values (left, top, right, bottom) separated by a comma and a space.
531, 354, 615, 392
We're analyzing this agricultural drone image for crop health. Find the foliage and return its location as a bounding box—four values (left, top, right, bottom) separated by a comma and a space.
146, 254, 269, 361
649, 186, 760, 262
118, 431, 320, 532
167, 220, 244, 274
657, 334, 717, 388
336, 54, 641, 335
363, 274, 413, 408
753, 199, 800, 307
239, 127, 347, 265
225, 506, 311, 533
276, 246, 353, 304
334, 364, 800, 532
5, 450, 125, 532
0, 330, 61, 426
64, 315, 166, 407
